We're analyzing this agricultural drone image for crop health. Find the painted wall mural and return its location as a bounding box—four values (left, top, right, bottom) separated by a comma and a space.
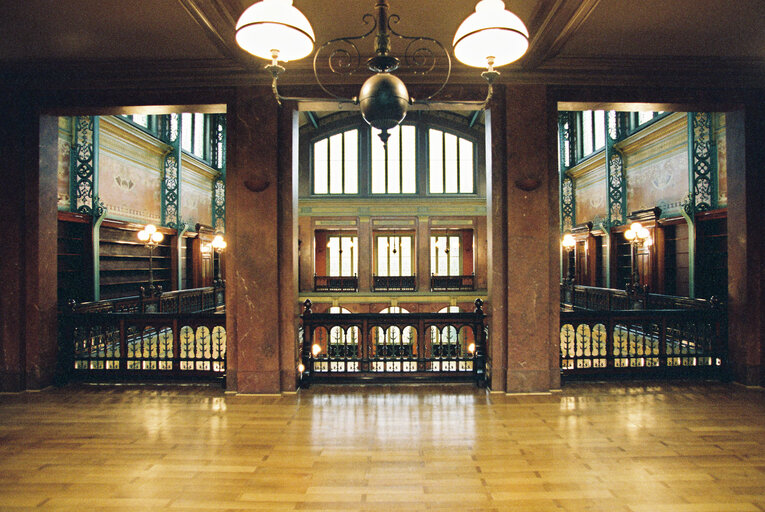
181, 180, 213, 227
575, 177, 607, 223
626, 150, 688, 214
99, 153, 162, 224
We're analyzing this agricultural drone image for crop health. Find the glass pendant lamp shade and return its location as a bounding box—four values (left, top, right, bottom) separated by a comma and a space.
236, 0, 315, 62
453, 0, 529, 68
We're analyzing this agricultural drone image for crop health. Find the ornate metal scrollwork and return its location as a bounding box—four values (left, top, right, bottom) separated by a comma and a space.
72, 116, 97, 215
312, 14, 377, 100
690, 112, 715, 212
607, 150, 625, 226
561, 177, 575, 231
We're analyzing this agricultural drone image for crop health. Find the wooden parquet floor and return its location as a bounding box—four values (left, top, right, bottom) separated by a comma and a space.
2, 382, 765, 511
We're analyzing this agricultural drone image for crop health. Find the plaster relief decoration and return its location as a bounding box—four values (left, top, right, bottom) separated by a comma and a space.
57, 138, 71, 209
626, 151, 688, 214
181, 180, 213, 227
99, 153, 161, 223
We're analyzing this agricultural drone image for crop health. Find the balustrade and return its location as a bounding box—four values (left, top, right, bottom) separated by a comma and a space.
299, 299, 487, 386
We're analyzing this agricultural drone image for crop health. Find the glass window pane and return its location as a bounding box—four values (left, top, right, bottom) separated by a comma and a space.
387, 126, 401, 194
401, 237, 412, 276
429, 129, 443, 193
132, 114, 148, 127
593, 111, 605, 150
459, 138, 474, 193
181, 113, 192, 153
313, 138, 328, 194
401, 125, 416, 193
327, 237, 339, 275
389, 237, 400, 276
582, 111, 593, 155
193, 113, 205, 158
371, 129, 386, 193
329, 133, 343, 194
638, 111, 655, 124
377, 238, 388, 276
444, 132, 458, 193
449, 236, 460, 275
344, 130, 358, 194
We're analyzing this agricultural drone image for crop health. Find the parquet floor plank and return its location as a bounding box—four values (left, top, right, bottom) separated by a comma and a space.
3, 382, 765, 511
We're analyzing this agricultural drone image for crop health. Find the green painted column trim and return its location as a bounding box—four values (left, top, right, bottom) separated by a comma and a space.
177, 223, 189, 291
596, 220, 611, 288
680, 203, 696, 299
211, 114, 226, 232
605, 111, 626, 228
91, 198, 107, 301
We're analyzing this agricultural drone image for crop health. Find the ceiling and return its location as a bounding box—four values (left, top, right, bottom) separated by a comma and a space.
0, 0, 763, 89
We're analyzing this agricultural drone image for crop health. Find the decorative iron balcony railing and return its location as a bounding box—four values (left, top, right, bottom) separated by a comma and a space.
314, 274, 358, 292
299, 299, 487, 386
430, 274, 475, 292
372, 275, 416, 292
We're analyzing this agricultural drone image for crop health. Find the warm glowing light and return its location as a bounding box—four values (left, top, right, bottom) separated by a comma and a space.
311, 343, 321, 357
212, 235, 227, 251
468, 342, 476, 354
644, 236, 653, 247
638, 227, 650, 240
630, 222, 642, 232
137, 230, 150, 242
145, 224, 157, 235
297, 363, 305, 373
151, 231, 164, 243
561, 233, 576, 249
201, 243, 212, 254
235, 0, 315, 62
624, 229, 636, 241
453, 0, 529, 68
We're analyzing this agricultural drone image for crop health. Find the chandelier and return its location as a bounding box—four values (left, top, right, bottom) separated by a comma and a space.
235, 0, 529, 145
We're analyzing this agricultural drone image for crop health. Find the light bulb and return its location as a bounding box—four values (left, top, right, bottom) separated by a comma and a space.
624, 229, 636, 241
151, 231, 164, 243
311, 343, 321, 357
144, 224, 157, 235
137, 230, 150, 242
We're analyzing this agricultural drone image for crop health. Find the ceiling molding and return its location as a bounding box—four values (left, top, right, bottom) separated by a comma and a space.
177, 0, 251, 65
1, 55, 763, 93
522, 0, 602, 70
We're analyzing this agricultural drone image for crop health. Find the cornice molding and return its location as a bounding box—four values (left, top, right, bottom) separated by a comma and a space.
522, 0, 602, 69
1, 54, 763, 93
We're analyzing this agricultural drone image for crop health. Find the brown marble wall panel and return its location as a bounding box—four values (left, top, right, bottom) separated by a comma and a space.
504, 85, 560, 393
226, 87, 282, 393
727, 106, 765, 385
24, 115, 59, 389
0, 104, 28, 391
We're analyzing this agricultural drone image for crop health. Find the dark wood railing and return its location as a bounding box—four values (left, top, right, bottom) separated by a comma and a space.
430, 274, 475, 292
560, 308, 726, 380
299, 299, 487, 387
59, 285, 226, 383
561, 283, 718, 311
314, 274, 358, 292
372, 275, 417, 291
70, 284, 225, 314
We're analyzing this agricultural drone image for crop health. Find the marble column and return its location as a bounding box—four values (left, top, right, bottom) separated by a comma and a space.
727, 105, 765, 385
226, 86, 286, 393
503, 85, 560, 393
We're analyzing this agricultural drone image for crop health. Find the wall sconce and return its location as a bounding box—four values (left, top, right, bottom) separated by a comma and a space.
137, 224, 164, 296
561, 233, 576, 284
235, 0, 529, 146
211, 234, 227, 284
624, 222, 652, 288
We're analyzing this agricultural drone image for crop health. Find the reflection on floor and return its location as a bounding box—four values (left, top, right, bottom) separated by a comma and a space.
1, 382, 765, 511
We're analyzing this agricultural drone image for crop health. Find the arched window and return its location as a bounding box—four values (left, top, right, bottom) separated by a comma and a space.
428, 128, 474, 194
371, 125, 416, 194
313, 129, 359, 194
